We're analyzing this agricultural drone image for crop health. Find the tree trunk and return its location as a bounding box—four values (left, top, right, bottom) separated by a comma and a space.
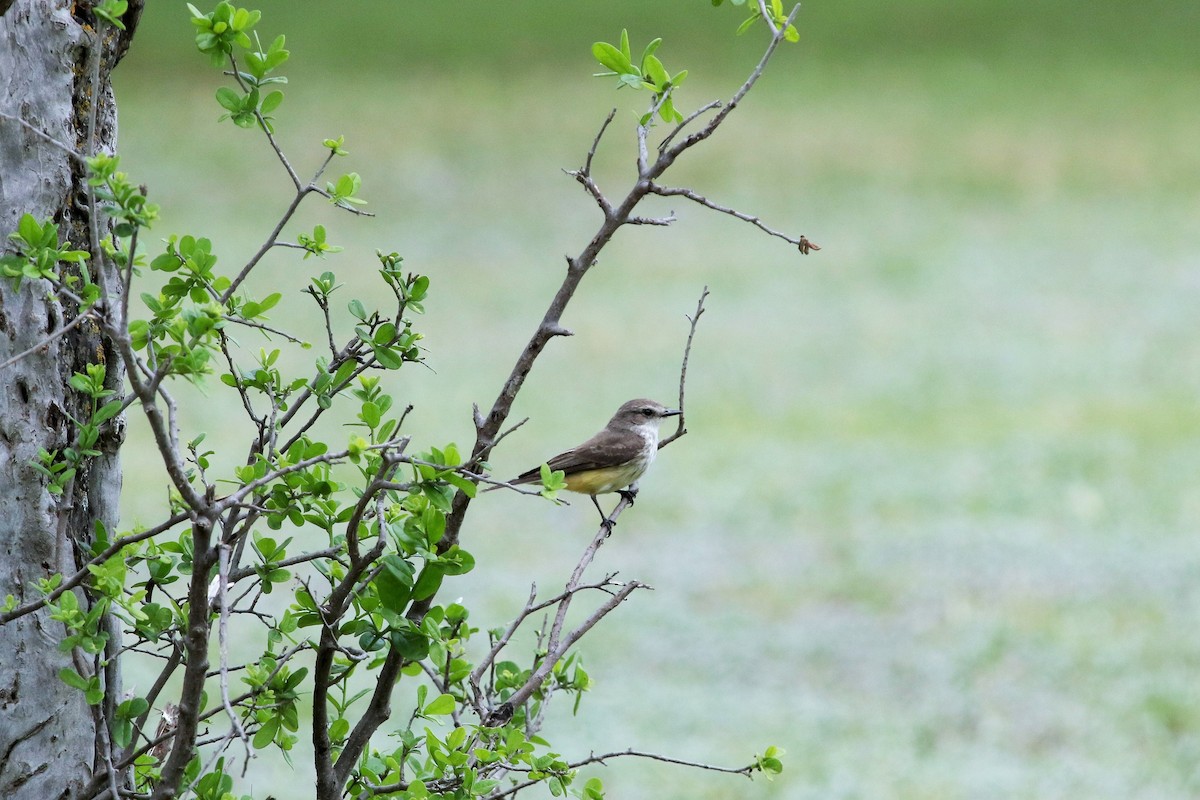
0, 2, 138, 797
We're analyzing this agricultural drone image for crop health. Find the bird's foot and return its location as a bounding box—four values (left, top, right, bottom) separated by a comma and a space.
591, 496, 617, 536
617, 486, 639, 505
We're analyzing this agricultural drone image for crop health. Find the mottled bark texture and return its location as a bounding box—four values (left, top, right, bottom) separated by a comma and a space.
0, 2, 138, 798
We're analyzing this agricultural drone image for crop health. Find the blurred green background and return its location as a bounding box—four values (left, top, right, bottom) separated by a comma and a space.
112, 1, 1200, 798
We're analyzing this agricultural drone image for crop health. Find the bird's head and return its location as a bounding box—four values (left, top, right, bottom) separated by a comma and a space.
608, 398, 681, 434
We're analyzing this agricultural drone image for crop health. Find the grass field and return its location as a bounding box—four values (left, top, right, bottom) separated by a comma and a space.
111, 2, 1200, 797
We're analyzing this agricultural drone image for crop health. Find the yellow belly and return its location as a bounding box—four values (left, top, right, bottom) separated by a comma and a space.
563, 459, 650, 495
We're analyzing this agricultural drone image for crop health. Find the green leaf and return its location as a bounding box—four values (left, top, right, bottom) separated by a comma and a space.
388, 621, 429, 660
329, 717, 350, 741
374, 555, 414, 612
423, 693, 455, 716
58, 667, 89, 691
260, 90, 284, 114
215, 87, 242, 112
360, 401, 381, 428
373, 322, 397, 345
253, 716, 280, 749
111, 718, 134, 748
640, 38, 662, 70
372, 345, 403, 370
643, 54, 669, 89
93, 400, 123, 424
117, 696, 150, 718
17, 213, 41, 245
592, 42, 634, 75
256, 292, 282, 313
411, 564, 444, 602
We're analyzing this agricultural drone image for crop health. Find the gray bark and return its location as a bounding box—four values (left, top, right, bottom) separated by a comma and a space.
0, 2, 137, 797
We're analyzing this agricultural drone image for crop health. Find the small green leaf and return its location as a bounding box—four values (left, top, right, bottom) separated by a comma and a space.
643, 54, 669, 89
260, 90, 284, 114
374, 555, 414, 612
17, 213, 41, 245
58, 667, 89, 691
215, 87, 242, 112
360, 401, 381, 428
253, 716, 280, 749
411, 564, 444, 602
93, 400, 123, 424
592, 41, 634, 75
373, 322, 397, 345
423, 693, 455, 716
372, 345, 403, 370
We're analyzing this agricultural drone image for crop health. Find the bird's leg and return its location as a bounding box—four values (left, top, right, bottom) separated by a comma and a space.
617, 481, 640, 506
591, 495, 617, 534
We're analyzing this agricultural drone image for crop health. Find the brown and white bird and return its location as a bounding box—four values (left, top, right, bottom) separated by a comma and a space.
504, 398, 680, 522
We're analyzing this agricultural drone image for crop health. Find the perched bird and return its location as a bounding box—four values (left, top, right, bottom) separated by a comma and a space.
503, 398, 680, 524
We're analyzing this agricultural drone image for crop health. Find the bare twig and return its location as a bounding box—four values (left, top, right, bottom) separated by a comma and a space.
221, 314, 309, 345
0, 110, 86, 163
658, 99, 722, 152
489, 749, 756, 799
0, 309, 96, 371
468, 575, 625, 714
573, 747, 756, 776
488, 521, 649, 725
585, 108, 616, 175
649, 185, 818, 252
660, 286, 708, 448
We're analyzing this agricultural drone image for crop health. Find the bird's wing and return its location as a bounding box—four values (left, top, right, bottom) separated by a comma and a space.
511, 429, 647, 484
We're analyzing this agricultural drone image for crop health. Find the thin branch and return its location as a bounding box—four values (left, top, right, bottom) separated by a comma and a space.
227, 545, 342, 584
648, 184, 818, 251
490, 581, 645, 725
0, 511, 190, 625
468, 576, 624, 715
756, 0, 781, 36
489, 749, 755, 799
221, 314, 308, 345
226, 54, 303, 190
626, 213, 676, 226
570, 747, 756, 776
0, 110, 86, 163
0, 309, 95, 371
492, 416, 530, 449
213, 441, 408, 513
585, 108, 616, 175
658, 99, 722, 152
219, 184, 311, 304
660, 285, 708, 449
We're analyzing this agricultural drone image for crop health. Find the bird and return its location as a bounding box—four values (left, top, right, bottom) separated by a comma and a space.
500, 398, 681, 525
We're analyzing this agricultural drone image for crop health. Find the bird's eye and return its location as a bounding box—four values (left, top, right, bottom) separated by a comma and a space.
641, 409, 655, 416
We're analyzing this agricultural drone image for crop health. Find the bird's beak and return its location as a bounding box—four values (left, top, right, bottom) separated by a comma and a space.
663, 408, 682, 417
